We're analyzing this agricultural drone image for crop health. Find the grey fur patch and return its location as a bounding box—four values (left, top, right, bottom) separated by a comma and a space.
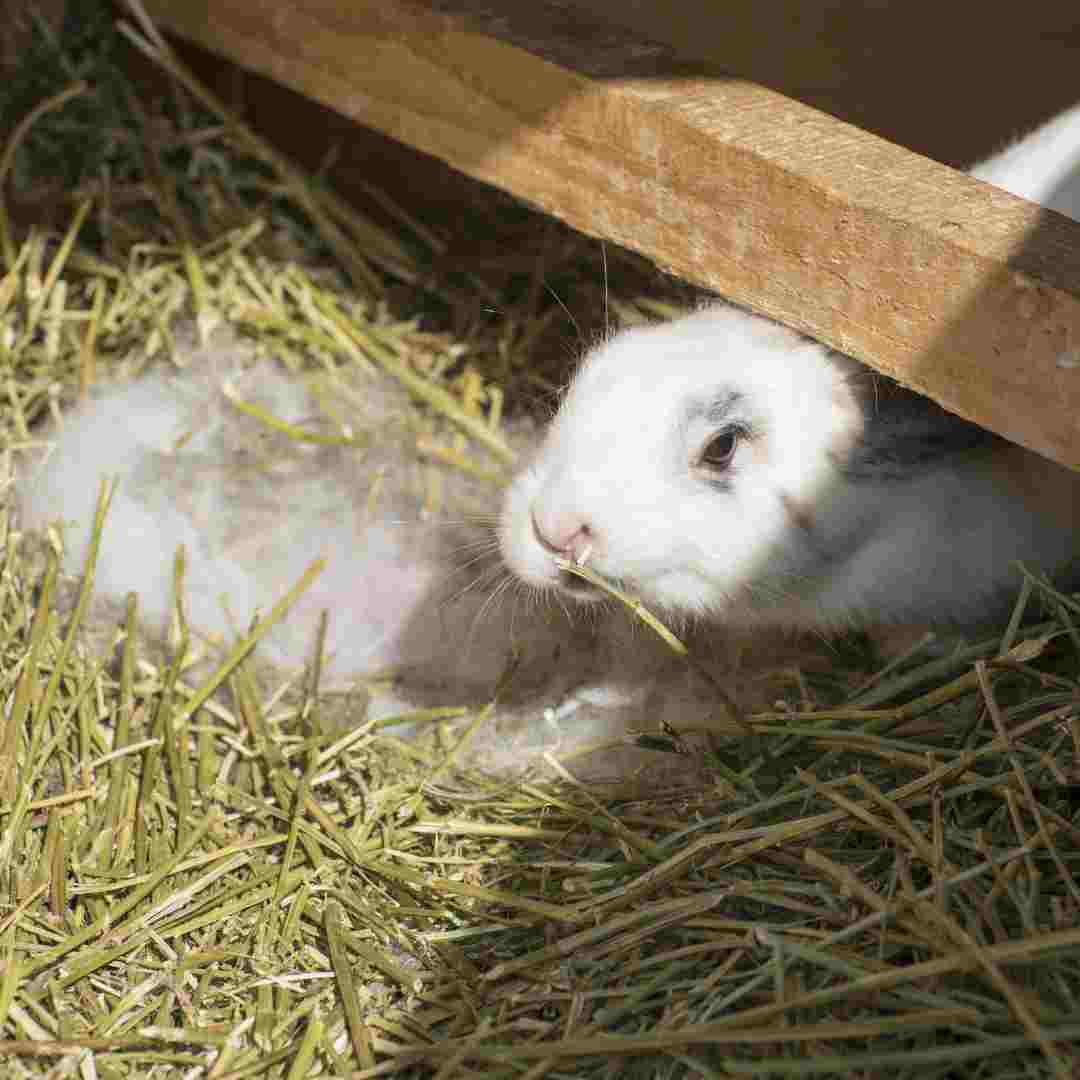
684, 390, 745, 427
839, 372, 1001, 482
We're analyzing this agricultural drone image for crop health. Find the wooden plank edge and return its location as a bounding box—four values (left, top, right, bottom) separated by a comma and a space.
142, 0, 1080, 469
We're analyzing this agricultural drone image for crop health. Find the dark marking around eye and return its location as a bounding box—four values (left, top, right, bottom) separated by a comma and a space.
705, 391, 745, 425
695, 423, 752, 492
686, 391, 751, 489
683, 389, 745, 426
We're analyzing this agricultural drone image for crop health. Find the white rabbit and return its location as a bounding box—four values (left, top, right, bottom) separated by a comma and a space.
499, 109, 1080, 634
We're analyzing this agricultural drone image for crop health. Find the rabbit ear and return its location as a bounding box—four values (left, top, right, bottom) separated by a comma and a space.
969, 101, 1080, 221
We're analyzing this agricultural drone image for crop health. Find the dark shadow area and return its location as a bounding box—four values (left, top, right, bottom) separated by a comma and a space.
564, 0, 1080, 169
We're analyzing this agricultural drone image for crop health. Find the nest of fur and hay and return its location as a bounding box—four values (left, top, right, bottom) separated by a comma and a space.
1, 3, 1079, 1077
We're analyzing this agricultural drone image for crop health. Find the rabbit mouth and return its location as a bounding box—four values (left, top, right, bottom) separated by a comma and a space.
552, 561, 635, 606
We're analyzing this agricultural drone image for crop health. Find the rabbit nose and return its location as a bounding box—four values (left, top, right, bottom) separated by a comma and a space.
531, 510, 595, 567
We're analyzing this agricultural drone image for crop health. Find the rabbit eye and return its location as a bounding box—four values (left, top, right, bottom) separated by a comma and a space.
698, 428, 740, 472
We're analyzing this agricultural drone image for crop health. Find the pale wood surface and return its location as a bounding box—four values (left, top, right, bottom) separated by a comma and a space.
143, 0, 1080, 468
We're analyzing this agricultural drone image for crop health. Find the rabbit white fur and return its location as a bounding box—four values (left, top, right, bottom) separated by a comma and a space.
18, 337, 577, 697
500, 108, 1080, 633
969, 101, 1080, 219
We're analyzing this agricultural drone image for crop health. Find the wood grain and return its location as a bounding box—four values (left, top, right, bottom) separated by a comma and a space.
141, 0, 1080, 468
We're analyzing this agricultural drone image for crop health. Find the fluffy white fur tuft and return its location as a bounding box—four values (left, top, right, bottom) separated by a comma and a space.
19, 345, 547, 690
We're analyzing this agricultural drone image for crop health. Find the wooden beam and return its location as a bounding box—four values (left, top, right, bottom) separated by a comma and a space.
142, 0, 1080, 468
